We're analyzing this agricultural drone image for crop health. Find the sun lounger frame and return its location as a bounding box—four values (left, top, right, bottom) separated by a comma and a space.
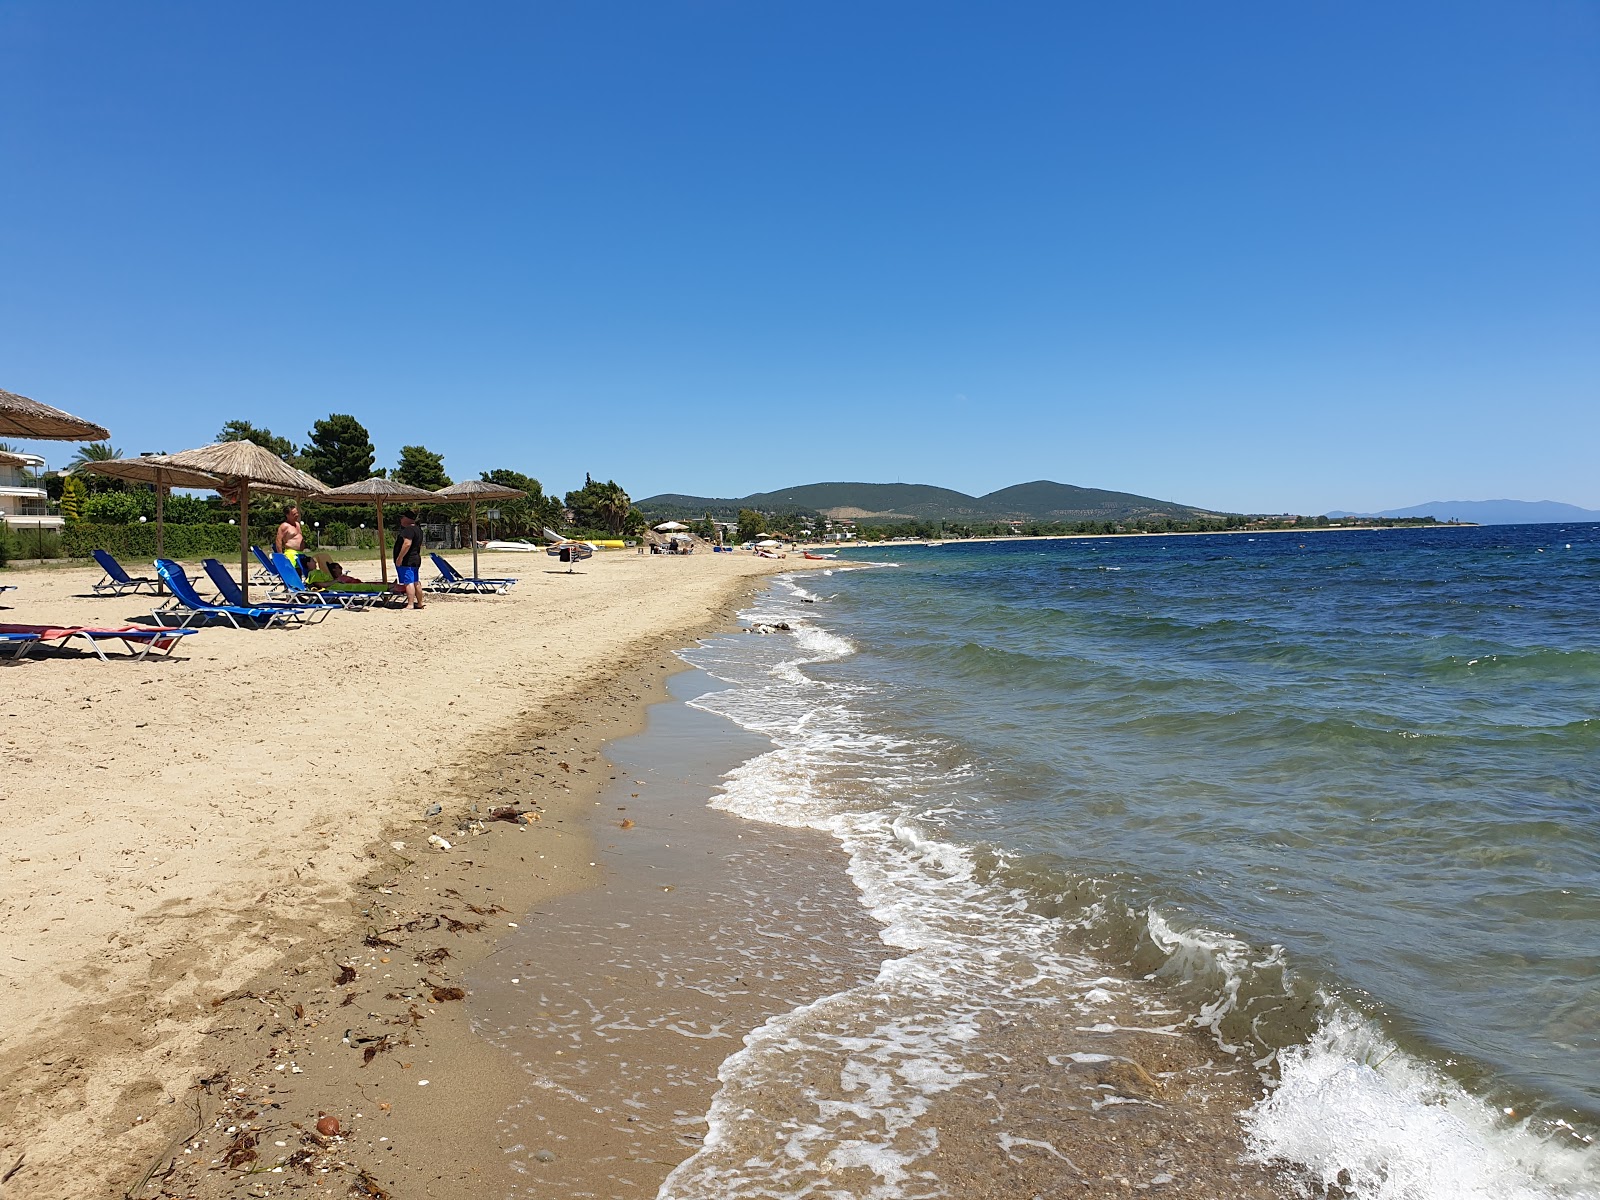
427, 553, 518, 594
202, 558, 336, 624
90, 549, 159, 596
150, 560, 303, 629
271, 553, 391, 609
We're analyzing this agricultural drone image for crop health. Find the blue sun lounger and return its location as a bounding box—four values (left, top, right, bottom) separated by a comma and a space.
150, 559, 301, 629
271, 553, 388, 609
0, 631, 40, 662
251, 544, 281, 585
428, 553, 518, 594
91, 549, 160, 596
0, 622, 199, 662
202, 558, 337, 623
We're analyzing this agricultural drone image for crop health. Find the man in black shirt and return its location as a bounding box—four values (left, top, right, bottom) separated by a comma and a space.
394, 511, 425, 610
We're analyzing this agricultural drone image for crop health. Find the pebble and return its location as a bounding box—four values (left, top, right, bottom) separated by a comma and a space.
535, 1149, 555, 1163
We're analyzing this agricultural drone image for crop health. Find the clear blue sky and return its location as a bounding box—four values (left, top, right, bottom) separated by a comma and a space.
2, 2, 1596, 513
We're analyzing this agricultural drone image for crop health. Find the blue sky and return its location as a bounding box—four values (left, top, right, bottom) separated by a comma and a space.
2, 2, 1596, 513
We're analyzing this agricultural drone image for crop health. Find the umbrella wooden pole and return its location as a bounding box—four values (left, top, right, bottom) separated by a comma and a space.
239, 488, 250, 603
470, 499, 480, 580
377, 502, 388, 584
154, 477, 167, 595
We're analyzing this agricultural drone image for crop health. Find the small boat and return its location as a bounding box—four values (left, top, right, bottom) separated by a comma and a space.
803, 551, 837, 560
481, 539, 538, 552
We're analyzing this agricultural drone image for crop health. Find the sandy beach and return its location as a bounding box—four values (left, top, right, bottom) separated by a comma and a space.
0, 549, 827, 1199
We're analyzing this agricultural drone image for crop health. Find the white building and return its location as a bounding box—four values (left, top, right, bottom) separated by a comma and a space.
0, 450, 62, 532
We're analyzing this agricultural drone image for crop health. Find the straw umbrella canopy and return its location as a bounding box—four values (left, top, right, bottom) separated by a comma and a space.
432, 479, 524, 581
161, 441, 328, 601
0, 387, 110, 441
73, 454, 223, 559
318, 477, 437, 584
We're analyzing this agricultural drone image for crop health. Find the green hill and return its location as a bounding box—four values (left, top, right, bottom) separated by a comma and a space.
637, 480, 1225, 524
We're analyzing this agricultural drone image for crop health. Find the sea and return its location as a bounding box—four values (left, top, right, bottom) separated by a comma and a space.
479, 523, 1599, 1200
668, 528, 1593, 1200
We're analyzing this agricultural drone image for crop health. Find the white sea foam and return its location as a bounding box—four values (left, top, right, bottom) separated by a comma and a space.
1245, 1009, 1600, 1200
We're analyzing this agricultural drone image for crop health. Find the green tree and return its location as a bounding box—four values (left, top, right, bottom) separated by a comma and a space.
595, 481, 632, 537
217, 420, 299, 462
59, 474, 89, 523
84, 491, 146, 524
564, 473, 632, 534
481, 469, 564, 536
69, 442, 122, 468
736, 508, 767, 543
300, 414, 376, 486
394, 445, 451, 490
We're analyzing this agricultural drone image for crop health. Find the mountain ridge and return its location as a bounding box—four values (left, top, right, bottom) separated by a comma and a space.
638, 480, 1225, 524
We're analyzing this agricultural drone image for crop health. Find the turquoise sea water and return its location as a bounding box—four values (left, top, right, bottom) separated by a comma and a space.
669, 524, 1599, 1199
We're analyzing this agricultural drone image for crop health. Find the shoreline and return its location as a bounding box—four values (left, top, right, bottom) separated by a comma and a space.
0, 551, 830, 1199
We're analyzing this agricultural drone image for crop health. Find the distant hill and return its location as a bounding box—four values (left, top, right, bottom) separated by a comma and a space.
1327, 500, 1600, 525
638, 480, 1225, 524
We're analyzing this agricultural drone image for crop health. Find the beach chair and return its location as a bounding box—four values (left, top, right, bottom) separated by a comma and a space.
0, 630, 40, 662
0, 622, 198, 662
202, 558, 338, 623
250, 545, 280, 586
91, 550, 160, 596
150, 559, 301, 629
272, 553, 386, 609
428, 553, 518, 594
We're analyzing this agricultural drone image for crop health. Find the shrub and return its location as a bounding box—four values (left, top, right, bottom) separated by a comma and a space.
163, 494, 212, 524
84, 491, 147, 524
323, 521, 351, 546
60, 476, 89, 523
61, 522, 246, 560
5, 526, 64, 559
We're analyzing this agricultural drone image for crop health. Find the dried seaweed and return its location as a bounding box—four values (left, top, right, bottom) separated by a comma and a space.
349, 1167, 393, 1199
221, 1132, 258, 1168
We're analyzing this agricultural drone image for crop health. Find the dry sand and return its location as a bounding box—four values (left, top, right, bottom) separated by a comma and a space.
0, 549, 824, 1199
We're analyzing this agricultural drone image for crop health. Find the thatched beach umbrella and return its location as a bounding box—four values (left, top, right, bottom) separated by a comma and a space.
0, 387, 111, 441
162, 441, 328, 601
73, 454, 222, 560
432, 479, 525, 581
318, 477, 437, 584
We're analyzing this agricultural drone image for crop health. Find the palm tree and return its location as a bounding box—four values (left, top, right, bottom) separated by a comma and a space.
69, 442, 123, 468
596, 482, 632, 537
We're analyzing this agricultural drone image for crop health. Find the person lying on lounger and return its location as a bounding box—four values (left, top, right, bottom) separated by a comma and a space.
306, 564, 403, 594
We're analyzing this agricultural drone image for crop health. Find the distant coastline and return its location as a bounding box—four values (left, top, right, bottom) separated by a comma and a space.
823, 522, 1478, 552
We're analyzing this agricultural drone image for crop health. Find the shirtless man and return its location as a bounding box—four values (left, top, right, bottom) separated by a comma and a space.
275, 504, 306, 567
